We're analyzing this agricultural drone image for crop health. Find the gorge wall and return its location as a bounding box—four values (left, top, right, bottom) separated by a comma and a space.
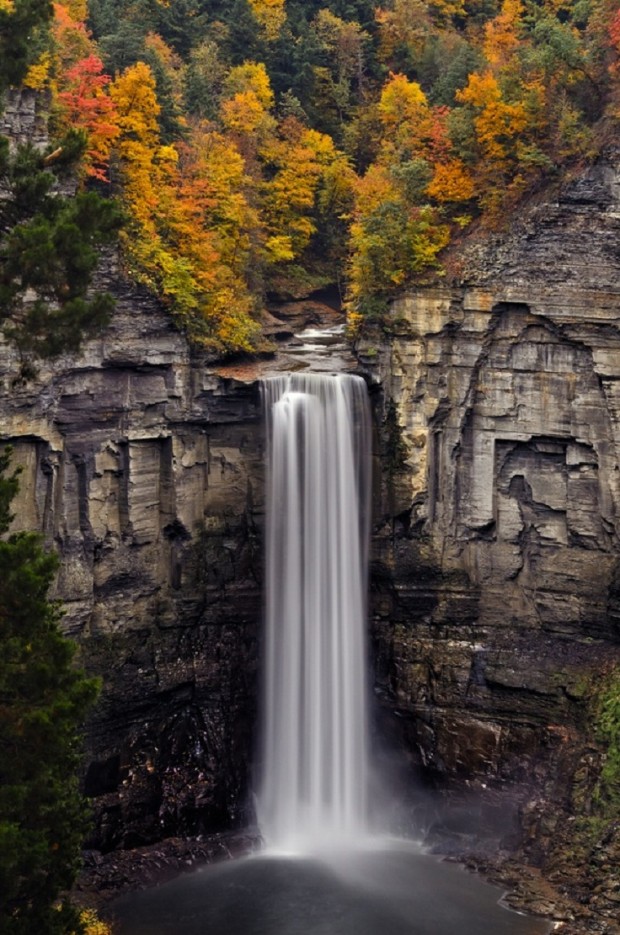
0, 263, 265, 850
361, 154, 620, 921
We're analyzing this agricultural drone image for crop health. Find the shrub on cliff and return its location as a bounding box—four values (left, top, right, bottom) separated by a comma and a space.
0, 447, 99, 934
596, 672, 620, 810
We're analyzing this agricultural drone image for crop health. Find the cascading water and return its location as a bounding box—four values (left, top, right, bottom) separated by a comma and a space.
257, 372, 372, 853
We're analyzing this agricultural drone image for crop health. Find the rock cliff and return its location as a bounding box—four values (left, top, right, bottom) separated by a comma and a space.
0, 257, 266, 850
361, 153, 620, 928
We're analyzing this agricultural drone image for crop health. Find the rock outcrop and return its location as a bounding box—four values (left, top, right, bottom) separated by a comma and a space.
0, 259, 266, 850
361, 154, 620, 928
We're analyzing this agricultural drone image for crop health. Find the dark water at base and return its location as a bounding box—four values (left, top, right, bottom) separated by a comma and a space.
110, 843, 552, 935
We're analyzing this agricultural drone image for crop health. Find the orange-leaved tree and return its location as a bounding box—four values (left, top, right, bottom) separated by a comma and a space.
455, 69, 528, 214
109, 61, 260, 352
56, 54, 119, 180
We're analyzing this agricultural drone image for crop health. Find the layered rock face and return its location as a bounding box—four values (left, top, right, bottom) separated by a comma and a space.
363, 158, 620, 891
0, 265, 265, 850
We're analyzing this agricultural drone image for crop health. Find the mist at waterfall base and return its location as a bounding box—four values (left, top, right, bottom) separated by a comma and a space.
111, 374, 551, 935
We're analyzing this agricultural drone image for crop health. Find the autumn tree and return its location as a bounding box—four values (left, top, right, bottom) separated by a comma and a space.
377, 71, 431, 160
348, 162, 449, 322
260, 119, 348, 264
109, 62, 195, 316
174, 122, 261, 349
55, 54, 119, 180
220, 60, 276, 163
110, 61, 260, 352
455, 69, 527, 211
249, 0, 286, 41
483, 0, 523, 70
50, 1, 93, 75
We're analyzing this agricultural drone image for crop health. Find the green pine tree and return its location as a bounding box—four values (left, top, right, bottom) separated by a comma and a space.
0, 447, 100, 934
0, 132, 123, 360
0, 0, 53, 94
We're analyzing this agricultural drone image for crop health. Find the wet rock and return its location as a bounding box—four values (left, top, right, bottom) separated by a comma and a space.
75, 830, 260, 909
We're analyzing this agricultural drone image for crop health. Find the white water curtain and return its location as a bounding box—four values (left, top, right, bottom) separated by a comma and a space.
258, 373, 371, 853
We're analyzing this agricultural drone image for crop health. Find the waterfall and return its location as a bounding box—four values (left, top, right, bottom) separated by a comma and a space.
257, 373, 372, 853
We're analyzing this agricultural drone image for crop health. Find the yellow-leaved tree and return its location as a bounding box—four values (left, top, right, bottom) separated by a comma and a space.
248, 0, 286, 41
347, 68, 464, 326
260, 119, 352, 265
348, 162, 449, 325
220, 61, 276, 166
110, 61, 260, 352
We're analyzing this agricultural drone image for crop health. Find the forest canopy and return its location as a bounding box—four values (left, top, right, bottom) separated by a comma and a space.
2, 0, 620, 352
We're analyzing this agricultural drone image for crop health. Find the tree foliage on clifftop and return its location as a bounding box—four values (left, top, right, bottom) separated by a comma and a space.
3, 0, 620, 347
0, 0, 122, 364
0, 448, 99, 934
